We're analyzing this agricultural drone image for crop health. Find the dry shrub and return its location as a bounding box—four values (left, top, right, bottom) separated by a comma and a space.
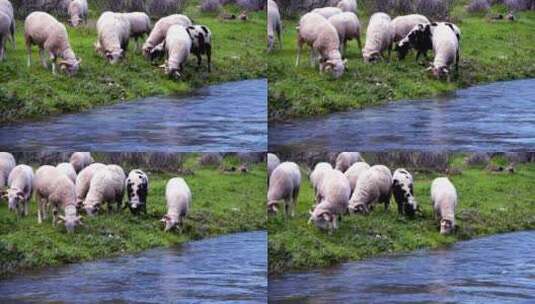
370, 152, 450, 172
11, 0, 70, 18
201, 0, 223, 12
464, 153, 490, 166
276, 0, 338, 18
504, 0, 533, 10
466, 0, 490, 12
199, 153, 223, 166
236, 0, 266, 10
414, 0, 452, 19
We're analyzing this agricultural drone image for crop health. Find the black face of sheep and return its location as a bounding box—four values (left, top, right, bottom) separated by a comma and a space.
395, 42, 411, 60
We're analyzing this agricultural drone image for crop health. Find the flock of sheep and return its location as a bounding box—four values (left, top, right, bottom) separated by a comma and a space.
0, 0, 212, 77
0, 152, 192, 233
267, 0, 461, 81
267, 152, 458, 235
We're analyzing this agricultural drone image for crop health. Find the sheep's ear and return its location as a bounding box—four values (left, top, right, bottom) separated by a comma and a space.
201, 26, 209, 34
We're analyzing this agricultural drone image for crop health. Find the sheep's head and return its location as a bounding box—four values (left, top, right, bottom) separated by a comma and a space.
428, 65, 449, 79
348, 201, 368, 215
70, 16, 82, 27
58, 215, 83, 233
149, 42, 166, 61
308, 209, 333, 231
322, 59, 346, 79
83, 200, 100, 216
59, 57, 81, 76
4, 188, 24, 211
440, 219, 454, 234
395, 40, 411, 60
267, 201, 279, 215
160, 215, 178, 232
105, 50, 123, 64
363, 51, 380, 63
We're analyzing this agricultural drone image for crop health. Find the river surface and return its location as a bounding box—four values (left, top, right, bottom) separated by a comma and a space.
0, 231, 267, 304
0, 79, 267, 152
269, 231, 535, 303
269, 79, 535, 152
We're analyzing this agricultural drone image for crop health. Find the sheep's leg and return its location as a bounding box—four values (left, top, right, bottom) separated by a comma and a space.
277, 27, 282, 49
284, 199, 289, 217
387, 44, 392, 62
26, 41, 32, 67
195, 53, 202, 69
50, 54, 57, 75
10, 22, 15, 48
206, 44, 212, 72
24, 200, 29, 216
310, 49, 316, 68
356, 36, 362, 50
0, 39, 4, 61
37, 202, 42, 224
295, 39, 303, 67
52, 207, 58, 226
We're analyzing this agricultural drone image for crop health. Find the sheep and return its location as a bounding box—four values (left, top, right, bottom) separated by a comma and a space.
428, 22, 460, 81
34, 165, 83, 232
309, 162, 333, 205
0, 10, 11, 60
0, 0, 15, 48
68, 0, 88, 27
24, 12, 81, 75
83, 166, 125, 216
335, 152, 364, 172
123, 12, 152, 52
186, 25, 212, 72
143, 14, 192, 60
267, 162, 301, 216
69, 152, 94, 173
392, 168, 418, 216
2, 164, 33, 217
311, 7, 343, 19
431, 177, 457, 234
267, 153, 280, 181
348, 165, 392, 214
125, 169, 148, 215
268, 0, 282, 52
95, 12, 131, 64
0, 152, 15, 188
56, 162, 77, 183
161, 177, 191, 232
337, 0, 357, 13
396, 22, 460, 61
75, 162, 106, 208
362, 12, 393, 63
391, 14, 430, 43
344, 161, 370, 194
160, 24, 192, 78
308, 169, 350, 232
328, 12, 361, 56
296, 12, 346, 79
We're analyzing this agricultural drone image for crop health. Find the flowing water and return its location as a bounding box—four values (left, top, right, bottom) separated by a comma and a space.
269, 231, 535, 304
0, 79, 267, 152
0, 231, 267, 304
269, 79, 535, 152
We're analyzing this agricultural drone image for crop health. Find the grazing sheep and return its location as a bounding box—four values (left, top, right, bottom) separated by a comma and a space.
161, 177, 191, 232
328, 12, 361, 56
296, 12, 346, 79
83, 166, 125, 216
268, 0, 282, 52
428, 22, 459, 81
392, 168, 417, 216
25, 12, 81, 75
186, 25, 212, 72
0, 152, 15, 188
75, 163, 106, 208
3, 164, 33, 217
431, 177, 457, 234
362, 12, 393, 63
0, 0, 15, 48
123, 12, 152, 52
344, 161, 370, 194
95, 12, 131, 64
308, 169, 350, 232
0, 10, 11, 60
70, 152, 94, 173
56, 162, 77, 183
397, 22, 460, 61
335, 152, 364, 172
125, 169, 149, 215
143, 14, 192, 60
159, 24, 192, 78
337, 0, 357, 13
309, 162, 333, 205
267, 153, 280, 181
348, 165, 392, 214
391, 14, 430, 43
267, 162, 301, 216
68, 0, 88, 27
311, 7, 343, 19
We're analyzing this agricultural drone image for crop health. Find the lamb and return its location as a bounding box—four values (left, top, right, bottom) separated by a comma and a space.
56, 162, 77, 183
143, 14, 192, 60
83, 166, 125, 216
267, 162, 301, 216
69, 152, 94, 173
335, 152, 364, 172
186, 25, 212, 72
123, 12, 152, 52
0, 152, 15, 188
161, 177, 191, 232
0, 0, 15, 48
431, 177, 457, 234
337, 0, 357, 13
34, 165, 83, 232
348, 165, 392, 214
308, 169, 351, 232
390, 14, 430, 43
25, 12, 81, 75
75, 162, 106, 208
344, 161, 370, 194
362, 12, 393, 63
95, 12, 131, 64
160, 25, 192, 77
428, 22, 460, 81
68, 0, 88, 27
296, 12, 346, 79
267, 153, 280, 181
309, 162, 333, 205
392, 168, 418, 216
2, 164, 33, 217
268, 0, 282, 52
311, 7, 343, 19
125, 169, 148, 215
328, 12, 361, 56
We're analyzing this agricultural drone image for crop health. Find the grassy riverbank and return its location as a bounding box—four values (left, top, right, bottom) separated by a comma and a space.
268, 155, 535, 275
0, 3, 266, 123
0, 155, 266, 278
268, 5, 535, 120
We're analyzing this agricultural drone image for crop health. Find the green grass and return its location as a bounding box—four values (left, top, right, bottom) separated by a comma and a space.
0, 4, 266, 123
268, 156, 535, 275
0, 155, 266, 278
268, 6, 535, 120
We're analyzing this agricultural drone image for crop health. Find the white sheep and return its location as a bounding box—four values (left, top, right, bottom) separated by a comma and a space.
267, 153, 280, 180
328, 12, 361, 56
308, 169, 350, 232
68, 0, 88, 27
296, 12, 346, 79
348, 165, 392, 214
267, 161, 301, 216
75, 162, 106, 207
95, 12, 131, 64
335, 152, 364, 172
143, 14, 192, 59
344, 161, 370, 194
56, 162, 77, 183
0, 152, 15, 188
0, 10, 11, 60
337, 0, 357, 13
3, 164, 33, 217
83, 166, 125, 216
0, 0, 15, 49
362, 12, 393, 63
309, 162, 333, 205
268, 0, 282, 52
311, 7, 343, 19
392, 168, 418, 216
69, 152, 94, 173
123, 12, 152, 52
160, 24, 192, 78
431, 177, 457, 234
161, 177, 191, 232
428, 22, 460, 81
186, 25, 212, 72
24, 12, 81, 75
391, 14, 430, 43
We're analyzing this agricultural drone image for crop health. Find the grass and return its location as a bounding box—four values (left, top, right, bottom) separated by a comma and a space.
268, 155, 535, 275
0, 154, 267, 278
268, 5, 535, 120
0, 3, 266, 123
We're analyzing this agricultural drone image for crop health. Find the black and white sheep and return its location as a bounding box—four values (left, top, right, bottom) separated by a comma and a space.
125, 169, 149, 215
392, 168, 418, 216
161, 177, 191, 232
391, 14, 430, 43
362, 12, 393, 63
267, 0, 282, 52
3, 164, 33, 217
396, 22, 460, 62
186, 25, 212, 72
431, 177, 457, 234
267, 161, 301, 216
348, 165, 392, 214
